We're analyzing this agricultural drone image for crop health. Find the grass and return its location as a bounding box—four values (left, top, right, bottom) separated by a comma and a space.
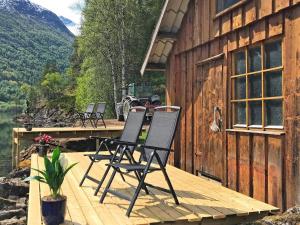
139, 131, 148, 143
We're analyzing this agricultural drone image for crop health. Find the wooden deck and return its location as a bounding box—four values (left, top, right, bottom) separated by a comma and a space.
28, 152, 279, 225
12, 126, 124, 167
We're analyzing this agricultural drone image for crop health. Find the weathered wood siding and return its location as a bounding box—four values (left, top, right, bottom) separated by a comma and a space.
165, 0, 300, 210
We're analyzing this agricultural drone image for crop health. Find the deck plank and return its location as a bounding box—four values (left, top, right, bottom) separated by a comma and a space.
28, 152, 279, 225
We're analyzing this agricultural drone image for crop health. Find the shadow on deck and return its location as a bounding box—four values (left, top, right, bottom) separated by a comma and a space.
28, 152, 279, 225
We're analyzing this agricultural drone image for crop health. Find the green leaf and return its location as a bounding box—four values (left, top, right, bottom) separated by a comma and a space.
24, 175, 46, 183
51, 147, 60, 164
62, 162, 78, 177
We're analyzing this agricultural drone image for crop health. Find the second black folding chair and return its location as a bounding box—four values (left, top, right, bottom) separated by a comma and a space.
99, 106, 181, 217
79, 106, 146, 196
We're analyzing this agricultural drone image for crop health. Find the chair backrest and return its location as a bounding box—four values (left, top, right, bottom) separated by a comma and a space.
142, 106, 181, 167
86, 103, 95, 114
119, 107, 146, 151
96, 102, 106, 115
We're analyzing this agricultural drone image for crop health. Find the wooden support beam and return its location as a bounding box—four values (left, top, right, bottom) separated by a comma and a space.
145, 63, 166, 72
157, 31, 177, 41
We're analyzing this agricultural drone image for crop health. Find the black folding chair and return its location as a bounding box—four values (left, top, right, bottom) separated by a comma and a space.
76, 103, 96, 127
92, 102, 106, 128
79, 107, 146, 196
99, 106, 181, 217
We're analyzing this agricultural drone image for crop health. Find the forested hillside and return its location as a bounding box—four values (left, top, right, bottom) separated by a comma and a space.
0, 0, 74, 108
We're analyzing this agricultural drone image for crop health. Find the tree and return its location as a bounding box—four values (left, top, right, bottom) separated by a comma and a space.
76, 0, 163, 117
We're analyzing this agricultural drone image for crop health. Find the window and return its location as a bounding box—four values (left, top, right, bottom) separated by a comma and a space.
231, 40, 283, 129
216, 0, 241, 13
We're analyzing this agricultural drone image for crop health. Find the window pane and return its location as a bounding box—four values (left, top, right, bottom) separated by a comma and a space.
235, 102, 246, 125
265, 41, 282, 69
249, 101, 262, 126
265, 100, 283, 126
235, 51, 246, 75
249, 47, 261, 72
249, 74, 262, 98
216, 0, 223, 13
217, 0, 240, 13
234, 77, 246, 99
265, 71, 282, 97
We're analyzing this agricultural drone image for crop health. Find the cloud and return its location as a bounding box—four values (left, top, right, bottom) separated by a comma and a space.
30, 0, 83, 34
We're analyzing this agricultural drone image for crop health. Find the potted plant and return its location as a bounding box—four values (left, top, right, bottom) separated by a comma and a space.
25, 147, 77, 225
34, 134, 53, 157
23, 116, 33, 131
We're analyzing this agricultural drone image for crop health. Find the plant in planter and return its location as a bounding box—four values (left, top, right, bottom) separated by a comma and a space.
34, 134, 53, 157
25, 147, 77, 225
23, 116, 33, 131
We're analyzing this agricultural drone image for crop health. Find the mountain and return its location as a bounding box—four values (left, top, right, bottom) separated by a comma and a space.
59, 16, 79, 35
0, 0, 74, 106
59, 16, 76, 27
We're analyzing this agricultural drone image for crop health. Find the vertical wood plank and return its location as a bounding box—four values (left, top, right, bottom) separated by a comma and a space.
221, 14, 231, 35
250, 20, 266, 44
238, 134, 251, 195
227, 133, 237, 190
268, 13, 283, 38
252, 135, 266, 202
268, 136, 283, 209
185, 51, 194, 173
274, 0, 290, 12
180, 53, 187, 171
232, 7, 243, 30
257, 0, 273, 19
245, 0, 256, 25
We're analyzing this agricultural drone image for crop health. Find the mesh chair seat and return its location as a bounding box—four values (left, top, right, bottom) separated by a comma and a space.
107, 163, 157, 172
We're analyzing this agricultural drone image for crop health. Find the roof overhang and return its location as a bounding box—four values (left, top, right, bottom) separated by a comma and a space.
140, 0, 190, 75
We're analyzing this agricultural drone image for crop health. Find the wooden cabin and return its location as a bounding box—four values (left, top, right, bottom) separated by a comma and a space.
141, 0, 300, 211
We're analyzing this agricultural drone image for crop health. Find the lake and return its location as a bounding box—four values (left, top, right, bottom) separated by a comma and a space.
0, 111, 17, 176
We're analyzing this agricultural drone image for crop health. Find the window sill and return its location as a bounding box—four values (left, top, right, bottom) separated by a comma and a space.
226, 129, 285, 136
214, 0, 249, 20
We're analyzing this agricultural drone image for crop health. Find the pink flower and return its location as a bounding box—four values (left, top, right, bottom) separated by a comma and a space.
34, 134, 53, 145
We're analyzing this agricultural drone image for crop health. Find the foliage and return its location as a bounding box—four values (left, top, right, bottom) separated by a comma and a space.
24, 147, 77, 199
76, 0, 164, 118
0, 9, 74, 105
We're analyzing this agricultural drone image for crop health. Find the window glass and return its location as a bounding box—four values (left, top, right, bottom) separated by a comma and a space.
265, 100, 283, 126
249, 74, 262, 98
265, 41, 282, 69
249, 101, 262, 126
235, 51, 246, 75
249, 47, 261, 72
234, 77, 246, 99
235, 102, 246, 125
265, 71, 282, 97
216, 0, 241, 13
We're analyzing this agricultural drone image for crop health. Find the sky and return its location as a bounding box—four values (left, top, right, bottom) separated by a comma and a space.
30, 0, 84, 35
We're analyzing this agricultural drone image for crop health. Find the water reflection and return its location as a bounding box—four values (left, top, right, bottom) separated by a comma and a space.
0, 112, 17, 176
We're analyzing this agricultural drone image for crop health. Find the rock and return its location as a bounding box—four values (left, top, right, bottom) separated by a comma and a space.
0, 209, 26, 220
7, 168, 30, 179
0, 197, 16, 209
0, 178, 29, 199
0, 217, 26, 225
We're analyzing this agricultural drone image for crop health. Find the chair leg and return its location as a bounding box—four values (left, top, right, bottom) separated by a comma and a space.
161, 167, 179, 205
94, 165, 111, 196
126, 171, 149, 217
79, 160, 94, 186
101, 116, 106, 128
126, 153, 155, 217
99, 169, 117, 203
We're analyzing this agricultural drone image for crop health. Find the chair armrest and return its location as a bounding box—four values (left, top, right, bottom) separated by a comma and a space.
110, 140, 137, 147
89, 136, 111, 142
141, 144, 170, 152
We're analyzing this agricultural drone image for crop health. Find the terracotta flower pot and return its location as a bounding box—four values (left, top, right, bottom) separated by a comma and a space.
41, 195, 66, 225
